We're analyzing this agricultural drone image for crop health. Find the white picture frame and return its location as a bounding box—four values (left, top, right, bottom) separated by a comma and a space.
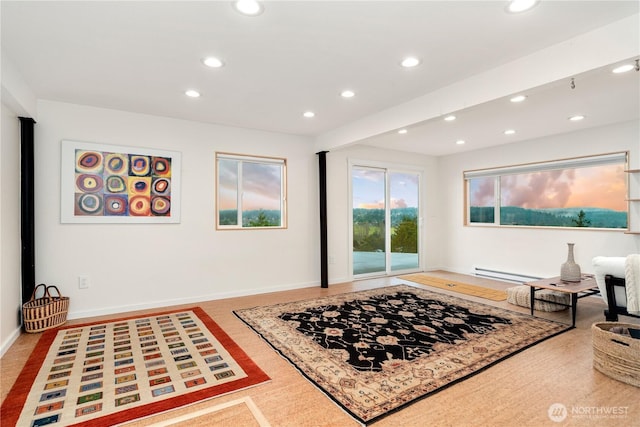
60, 140, 182, 223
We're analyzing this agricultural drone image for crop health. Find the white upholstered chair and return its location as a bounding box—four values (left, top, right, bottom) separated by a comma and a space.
592, 255, 640, 321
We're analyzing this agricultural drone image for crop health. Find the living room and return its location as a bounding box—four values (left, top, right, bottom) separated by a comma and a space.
1, 1, 639, 426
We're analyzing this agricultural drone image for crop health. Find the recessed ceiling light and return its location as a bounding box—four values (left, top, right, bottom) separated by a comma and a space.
202, 57, 224, 68
341, 90, 355, 98
569, 115, 585, 121
504, 129, 516, 135
612, 64, 634, 74
185, 89, 200, 98
510, 95, 527, 103
444, 115, 456, 122
506, 0, 539, 13
234, 0, 263, 16
303, 111, 315, 118
400, 57, 421, 68
398, 129, 408, 134
456, 140, 466, 145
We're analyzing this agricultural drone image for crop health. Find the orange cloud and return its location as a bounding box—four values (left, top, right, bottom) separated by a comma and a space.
358, 201, 384, 209
566, 166, 626, 211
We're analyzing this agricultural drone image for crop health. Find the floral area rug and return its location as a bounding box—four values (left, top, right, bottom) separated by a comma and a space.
234, 285, 570, 425
1, 307, 269, 427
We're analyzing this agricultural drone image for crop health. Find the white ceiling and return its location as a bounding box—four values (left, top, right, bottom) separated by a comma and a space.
2, 1, 639, 156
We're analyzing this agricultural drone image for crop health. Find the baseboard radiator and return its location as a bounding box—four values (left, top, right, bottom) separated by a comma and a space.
473, 267, 542, 284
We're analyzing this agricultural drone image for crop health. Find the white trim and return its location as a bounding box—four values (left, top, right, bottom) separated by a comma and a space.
0, 326, 22, 357
66, 280, 319, 320
464, 152, 627, 179
216, 152, 285, 164
349, 157, 426, 173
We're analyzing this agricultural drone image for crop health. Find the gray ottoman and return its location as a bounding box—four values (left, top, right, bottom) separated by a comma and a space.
507, 285, 569, 312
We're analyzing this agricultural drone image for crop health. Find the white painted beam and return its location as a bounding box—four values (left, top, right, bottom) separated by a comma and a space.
314, 14, 640, 152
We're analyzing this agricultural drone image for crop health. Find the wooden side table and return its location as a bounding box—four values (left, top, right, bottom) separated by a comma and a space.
524, 275, 600, 327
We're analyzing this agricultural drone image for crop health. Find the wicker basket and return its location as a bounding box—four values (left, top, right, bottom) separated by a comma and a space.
592, 322, 640, 387
22, 284, 69, 333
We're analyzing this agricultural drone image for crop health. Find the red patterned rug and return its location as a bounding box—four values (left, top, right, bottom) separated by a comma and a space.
1, 307, 269, 427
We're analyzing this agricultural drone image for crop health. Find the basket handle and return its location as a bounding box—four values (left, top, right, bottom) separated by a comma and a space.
611, 338, 630, 347
46, 285, 63, 299
29, 284, 48, 301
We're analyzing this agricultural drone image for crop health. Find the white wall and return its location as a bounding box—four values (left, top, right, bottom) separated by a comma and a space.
34, 100, 320, 319
1, 52, 38, 119
1, 103, 23, 355
3, 99, 637, 354
438, 120, 640, 278
325, 144, 440, 283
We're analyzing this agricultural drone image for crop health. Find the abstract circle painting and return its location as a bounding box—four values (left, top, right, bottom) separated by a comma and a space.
104, 195, 128, 216
105, 175, 127, 193
75, 151, 103, 174
64, 141, 179, 222
152, 157, 171, 177
151, 196, 171, 216
129, 195, 151, 216
75, 193, 103, 215
104, 153, 128, 175
76, 174, 104, 193
129, 155, 151, 176
152, 178, 171, 195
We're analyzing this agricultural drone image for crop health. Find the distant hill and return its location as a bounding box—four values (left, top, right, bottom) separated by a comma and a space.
219, 209, 281, 226
470, 206, 627, 228
353, 207, 417, 227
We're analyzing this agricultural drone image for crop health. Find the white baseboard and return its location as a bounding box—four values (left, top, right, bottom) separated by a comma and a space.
0, 326, 22, 357
3, 277, 378, 351
67, 280, 321, 321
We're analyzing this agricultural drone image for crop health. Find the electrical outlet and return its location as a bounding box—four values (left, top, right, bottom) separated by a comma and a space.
78, 276, 90, 289
328, 256, 335, 265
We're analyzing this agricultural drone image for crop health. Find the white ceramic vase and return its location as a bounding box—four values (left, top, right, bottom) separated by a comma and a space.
560, 243, 581, 282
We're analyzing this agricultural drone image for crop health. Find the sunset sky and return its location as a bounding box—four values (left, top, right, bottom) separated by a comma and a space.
470, 164, 627, 212
352, 168, 419, 209
219, 161, 626, 213
218, 160, 282, 211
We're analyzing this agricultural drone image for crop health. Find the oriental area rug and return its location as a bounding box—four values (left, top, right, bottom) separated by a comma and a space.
1, 307, 270, 427
399, 273, 508, 301
234, 285, 570, 425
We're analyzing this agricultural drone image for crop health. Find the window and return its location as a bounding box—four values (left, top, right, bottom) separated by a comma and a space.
465, 152, 628, 229
216, 152, 287, 229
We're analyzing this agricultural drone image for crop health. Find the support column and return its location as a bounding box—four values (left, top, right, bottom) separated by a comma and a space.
20, 117, 36, 304
317, 151, 328, 288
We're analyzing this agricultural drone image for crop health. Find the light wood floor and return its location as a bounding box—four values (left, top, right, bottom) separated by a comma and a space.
2, 271, 639, 427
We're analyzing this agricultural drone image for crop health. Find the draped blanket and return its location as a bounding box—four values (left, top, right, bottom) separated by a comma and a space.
626, 254, 640, 313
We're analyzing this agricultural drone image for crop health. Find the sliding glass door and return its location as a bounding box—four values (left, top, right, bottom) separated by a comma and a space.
352, 165, 421, 277
389, 171, 420, 272
352, 167, 386, 275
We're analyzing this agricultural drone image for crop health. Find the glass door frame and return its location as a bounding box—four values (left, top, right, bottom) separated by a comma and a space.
348, 158, 424, 279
